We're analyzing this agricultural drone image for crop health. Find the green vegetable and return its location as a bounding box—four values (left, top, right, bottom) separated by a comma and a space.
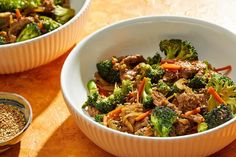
207, 73, 236, 112
53, 5, 75, 24
156, 80, 170, 96
16, 23, 41, 42
204, 105, 233, 129
85, 80, 132, 113
151, 106, 177, 137
138, 63, 164, 83
189, 75, 207, 89
0, 0, 41, 11
54, 0, 64, 5
96, 59, 120, 84
0, 35, 6, 45
39, 16, 61, 33
197, 122, 208, 132
141, 78, 154, 109
159, 39, 198, 61
146, 52, 162, 65
94, 114, 105, 123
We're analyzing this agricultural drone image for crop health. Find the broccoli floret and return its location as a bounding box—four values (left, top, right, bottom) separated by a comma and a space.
166, 84, 182, 97
147, 64, 165, 83
141, 78, 154, 109
151, 106, 177, 137
204, 105, 233, 129
112, 79, 133, 104
208, 73, 234, 88
39, 16, 61, 33
86, 80, 99, 106
0, 0, 27, 11
54, 0, 64, 5
85, 80, 132, 113
16, 23, 41, 42
96, 59, 120, 84
94, 114, 105, 123
207, 73, 236, 112
53, 5, 75, 24
156, 80, 171, 96
197, 122, 208, 132
0, 0, 41, 11
0, 35, 6, 45
189, 75, 207, 89
159, 39, 198, 61
146, 52, 162, 65
138, 63, 164, 83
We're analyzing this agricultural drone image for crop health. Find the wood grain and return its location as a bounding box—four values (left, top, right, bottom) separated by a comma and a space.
0, 0, 236, 156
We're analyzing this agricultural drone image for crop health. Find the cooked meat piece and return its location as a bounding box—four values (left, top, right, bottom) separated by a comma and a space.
135, 125, 153, 136
125, 91, 138, 104
176, 61, 207, 79
85, 106, 100, 117
167, 102, 182, 115
170, 118, 191, 136
113, 54, 146, 72
163, 61, 208, 81
42, 0, 55, 12
152, 91, 168, 106
120, 69, 137, 80
0, 12, 12, 29
175, 92, 208, 113
177, 61, 198, 78
163, 70, 178, 82
187, 113, 205, 124
9, 17, 33, 35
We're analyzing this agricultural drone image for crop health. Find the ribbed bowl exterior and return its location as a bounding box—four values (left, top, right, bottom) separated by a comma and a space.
61, 16, 236, 157
67, 101, 236, 157
0, 1, 90, 74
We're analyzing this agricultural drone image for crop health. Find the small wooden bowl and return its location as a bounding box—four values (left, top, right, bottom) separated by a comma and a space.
0, 92, 32, 153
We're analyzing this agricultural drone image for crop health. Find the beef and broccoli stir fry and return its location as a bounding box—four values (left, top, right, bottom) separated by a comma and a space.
0, 0, 75, 44
83, 39, 236, 137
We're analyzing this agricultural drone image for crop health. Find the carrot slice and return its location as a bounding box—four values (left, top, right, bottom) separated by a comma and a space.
184, 107, 201, 116
215, 65, 232, 72
107, 106, 123, 119
135, 110, 152, 121
15, 9, 22, 19
161, 63, 181, 70
207, 86, 225, 104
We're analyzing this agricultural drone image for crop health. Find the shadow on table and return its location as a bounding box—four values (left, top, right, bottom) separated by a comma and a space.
0, 142, 20, 157
36, 116, 113, 157
210, 140, 236, 157
0, 53, 69, 120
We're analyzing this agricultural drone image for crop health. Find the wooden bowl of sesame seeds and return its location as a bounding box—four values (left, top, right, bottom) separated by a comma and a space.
0, 92, 32, 153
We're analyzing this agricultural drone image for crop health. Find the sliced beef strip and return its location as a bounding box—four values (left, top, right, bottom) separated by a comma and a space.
174, 92, 208, 113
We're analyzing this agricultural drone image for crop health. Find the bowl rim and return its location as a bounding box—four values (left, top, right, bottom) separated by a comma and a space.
61, 15, 236, 140
0, 0, 91, 49
0, 92, 33, 144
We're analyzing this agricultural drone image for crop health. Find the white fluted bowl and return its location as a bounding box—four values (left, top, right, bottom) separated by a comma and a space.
0, 0, 90, 74
61, 16, 236, 157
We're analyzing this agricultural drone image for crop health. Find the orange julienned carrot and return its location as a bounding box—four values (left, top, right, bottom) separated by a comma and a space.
214, 65, 232, 72
107, 106, 123, 119
184, 107, 201, 116
37, 22, 43, 30
135, 110, 152, 121
207, 86, 225, 104
15, 9, 22, 19
161, 63, 181, 70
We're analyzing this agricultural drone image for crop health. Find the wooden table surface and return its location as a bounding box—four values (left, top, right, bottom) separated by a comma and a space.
1, 0, 236, 156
